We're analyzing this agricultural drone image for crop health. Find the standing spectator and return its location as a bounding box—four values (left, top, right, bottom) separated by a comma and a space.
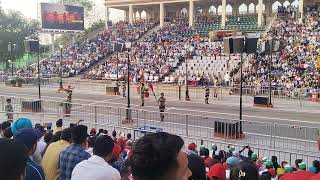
5, 98, 14, 121
130, 132, 192, 180
42, 128, 72, 180
86, 136, 97, 156
14, 128, 45, 180
71, 135, 120, 180
112, 130, 117, 142
54, 119, 64, 134
0, 138, 28, 180
0, 121, 11, 138
11, 117, 32, 135
59, 125, 91, 180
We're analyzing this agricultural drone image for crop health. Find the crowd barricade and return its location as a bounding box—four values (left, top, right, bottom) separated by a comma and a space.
1, 94, 319, 157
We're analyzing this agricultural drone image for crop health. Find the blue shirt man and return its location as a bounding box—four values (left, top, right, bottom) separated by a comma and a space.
59, 125, 90, 180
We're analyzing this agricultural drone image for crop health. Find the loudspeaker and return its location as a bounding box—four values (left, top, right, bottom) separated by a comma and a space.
24, 40, 39, 53
223, 38, 233, 54
233, 37, 245, 53
245, 38, 258, 53
113, 43, 124, 52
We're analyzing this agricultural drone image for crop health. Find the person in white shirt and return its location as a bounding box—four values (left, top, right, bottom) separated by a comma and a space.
71, 135, 120, 180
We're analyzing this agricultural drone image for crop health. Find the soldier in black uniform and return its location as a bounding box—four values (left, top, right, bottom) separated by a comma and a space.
158, 93, 166, 122
205, 86, 210, 104
140, 83, 145, 106
122, 81, 126, 97
59, 85, 73, 117
5, 98, 13, 122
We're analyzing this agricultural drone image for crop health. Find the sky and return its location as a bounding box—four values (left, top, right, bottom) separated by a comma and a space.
1, 0, 44, 19
0, 0, 123, 21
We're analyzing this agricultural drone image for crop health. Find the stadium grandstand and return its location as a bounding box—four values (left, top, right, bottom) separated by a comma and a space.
1, 0, 320, 180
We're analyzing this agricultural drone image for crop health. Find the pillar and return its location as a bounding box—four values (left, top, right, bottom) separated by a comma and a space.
133, 11, 137, 21
51, 34, 55, 55
105, 6, 109, 29
221, 0, 226, 28
124, 10, 129, 21
258, 0, 263, 27
160, 3, 165, 28
265, 1, 272, 17
299, 0, 304, 23
129, 5, 133, 24
189, 0, 194, 27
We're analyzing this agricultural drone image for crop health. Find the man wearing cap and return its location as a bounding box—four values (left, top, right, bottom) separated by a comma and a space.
14, 128, 45, 180
71, 135, 120, 180
59, 125, 91, 180
186, 142, 198, 155
42, 128, 72, 180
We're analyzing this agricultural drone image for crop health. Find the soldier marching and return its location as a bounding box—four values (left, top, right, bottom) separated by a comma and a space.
205, 86, 210, 104
158, 93, 166, 122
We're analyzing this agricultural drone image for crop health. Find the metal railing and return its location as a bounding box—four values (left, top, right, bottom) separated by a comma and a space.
1, 94, 319, 155
1, 109, 319, 166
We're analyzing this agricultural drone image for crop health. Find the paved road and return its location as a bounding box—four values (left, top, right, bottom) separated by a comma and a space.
1, 83, 319, 154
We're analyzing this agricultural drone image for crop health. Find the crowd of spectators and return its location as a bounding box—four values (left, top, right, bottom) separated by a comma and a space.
13, 19, 158, 79
244, 7, 320, 94
1, 117, 320, 180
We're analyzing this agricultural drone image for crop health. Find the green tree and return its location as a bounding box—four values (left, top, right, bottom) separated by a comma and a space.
0, 10, 39, 62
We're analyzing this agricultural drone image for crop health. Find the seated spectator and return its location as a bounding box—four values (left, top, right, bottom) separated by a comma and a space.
199, 146, 213, 168
112, 130, 117, 142
14, 128, 45, 180
89, 128, 96, 136
59, 125, 91, 180
0, 138, 28, 180
207, 161, 226, 180
110, 143, 125, 172
187, 153, 206, 180
187, 142, 198, 155
130, 132, 192, 180
42, 128, 72, 180
230, 161, 259, 180
308, 160, 320, 174
71, 135, 121, 180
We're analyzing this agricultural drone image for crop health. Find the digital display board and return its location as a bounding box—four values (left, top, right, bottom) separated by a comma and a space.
40, 3, 84, 32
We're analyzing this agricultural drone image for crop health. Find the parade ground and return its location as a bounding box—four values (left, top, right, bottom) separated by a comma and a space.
1, 81, 320, 163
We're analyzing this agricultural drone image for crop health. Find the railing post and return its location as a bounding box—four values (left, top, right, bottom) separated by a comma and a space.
94, 106, 97, 126
270, 123, 273, 149
186, 115, 189, 136
143, 110, 146, 127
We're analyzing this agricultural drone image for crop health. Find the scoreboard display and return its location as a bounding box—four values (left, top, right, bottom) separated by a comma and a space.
41, 3, 84, 32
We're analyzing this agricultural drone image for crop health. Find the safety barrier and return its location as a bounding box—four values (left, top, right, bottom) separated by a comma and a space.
1, 109, 319, 166
1, 94, 319, 156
